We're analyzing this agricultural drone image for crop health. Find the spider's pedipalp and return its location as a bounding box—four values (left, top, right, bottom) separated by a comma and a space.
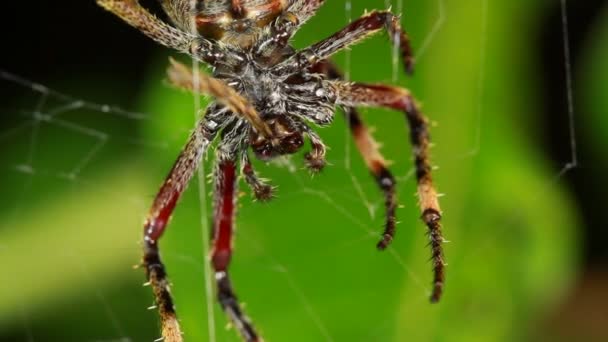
241, 153, 275, 201
288, 0, 326, 26
298, 122, 327, 173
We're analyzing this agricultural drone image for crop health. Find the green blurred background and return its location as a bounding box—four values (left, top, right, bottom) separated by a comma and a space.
1, 0, 606, 341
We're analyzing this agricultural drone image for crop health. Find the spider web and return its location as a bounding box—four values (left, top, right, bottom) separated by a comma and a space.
0, 0, 581, 341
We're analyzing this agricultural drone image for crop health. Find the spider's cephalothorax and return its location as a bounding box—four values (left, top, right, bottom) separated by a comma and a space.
169, 0, 338, 163
98, 1, 446, 341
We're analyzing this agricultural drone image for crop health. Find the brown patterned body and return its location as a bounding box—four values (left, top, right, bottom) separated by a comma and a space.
162, 0, 288, 47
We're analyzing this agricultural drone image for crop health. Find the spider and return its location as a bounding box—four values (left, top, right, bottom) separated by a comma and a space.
97, 1, 446, 341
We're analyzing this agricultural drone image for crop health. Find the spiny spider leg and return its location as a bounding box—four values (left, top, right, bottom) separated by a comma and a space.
241, 153, 274, 201
212, 154, 261, 342
255, 1, 327, 57
288, 0, 326, 25
311, 60, 398, 253
279, 10, 414, 74
97, 0, 221, 64
296, 121, 327, 173
97, 0, 194, 52
167, 59, 273, 138
143, 116, 220, 342
159, 0, 200, 32
333, 82, 446, 303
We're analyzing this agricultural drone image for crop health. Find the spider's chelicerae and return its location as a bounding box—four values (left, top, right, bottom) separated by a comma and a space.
97, 1, 446, 341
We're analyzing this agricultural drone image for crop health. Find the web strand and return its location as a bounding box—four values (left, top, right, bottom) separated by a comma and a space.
189, 0, 217, 340
560, 0, 578, 170
414, 0, 446, 61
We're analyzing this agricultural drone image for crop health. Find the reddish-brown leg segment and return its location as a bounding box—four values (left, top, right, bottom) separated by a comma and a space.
282, 10, 414, 74
311, 60, 398, 249
212, 158, 260, 342
143, 122, 216, 342
334, 82, 446, 303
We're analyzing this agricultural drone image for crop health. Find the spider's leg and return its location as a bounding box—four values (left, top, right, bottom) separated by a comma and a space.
241, 153, 274, 201
288, 0, 326, 25
167, 59, 273, 138
294, 120, 327, 172
96, 0, 218, 63
311, 60, 398, 250
143, 115, 220, 342
213, 149, 261, 342
304, 127, 327, 172
333, 81, 445, 303
279, 10, 414, 74
159, 0, 201, 32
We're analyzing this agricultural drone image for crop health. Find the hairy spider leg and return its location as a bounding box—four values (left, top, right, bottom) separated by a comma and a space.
97, 0, 221, 64
311, 60, 398, 260
333, 82, 445, 303
167, 60, 262, 341
97, 0, 194, 51
143, 119, 218, 342
288, 0, 326, 25
278, 10, 414, 75
213, 153, 261, 342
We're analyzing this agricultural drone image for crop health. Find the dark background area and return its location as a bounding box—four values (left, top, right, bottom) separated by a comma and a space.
538, 0, 607, 266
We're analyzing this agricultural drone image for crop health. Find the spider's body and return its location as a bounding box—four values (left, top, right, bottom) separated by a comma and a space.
219, 54, 335, 160
97, 1, 446, 341
167, 0, 336, 162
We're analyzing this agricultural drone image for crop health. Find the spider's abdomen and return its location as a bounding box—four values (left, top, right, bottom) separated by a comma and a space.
194, 0, 288, 47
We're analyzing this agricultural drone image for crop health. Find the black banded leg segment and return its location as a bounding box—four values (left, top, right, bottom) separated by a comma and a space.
311, 60, 398, 249
334, 82, 445, 303
142, 121, 216, 342
212, 158, 261, 342
347, 109, 399, 250
142, 244, 180, 342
